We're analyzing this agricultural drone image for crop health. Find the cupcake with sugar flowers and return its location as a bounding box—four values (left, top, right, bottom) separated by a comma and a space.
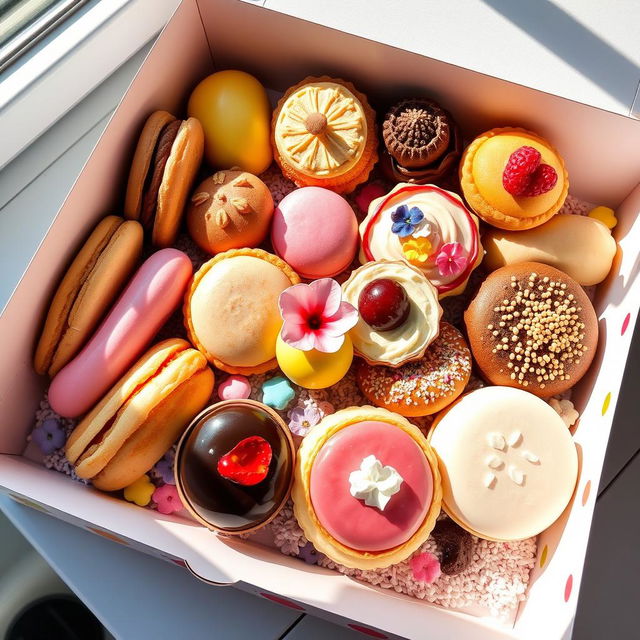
359, 184, 483, 298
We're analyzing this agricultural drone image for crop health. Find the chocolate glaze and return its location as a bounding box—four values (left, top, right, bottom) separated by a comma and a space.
176, 402, 294, 533
140, 119, 181, 230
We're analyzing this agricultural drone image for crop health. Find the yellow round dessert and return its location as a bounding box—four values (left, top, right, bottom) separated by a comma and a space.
184, 249, 299, 374
188, 70, 272, 174
460, 127, 569, 230
272, 76, 378, 194
276, 333, 353, 389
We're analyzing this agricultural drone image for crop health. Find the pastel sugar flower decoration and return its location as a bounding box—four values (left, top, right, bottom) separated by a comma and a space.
435, 242, 467, 277
401, 236, 432, 265
262, 376, 295, 410
278, 278, 358, 353
391, 205, 424, 237
32, 417, 67, 454
298, 541, 323, 565
288, 405, 321, 437
153, 484, 183, 515
124, 475, 155, 507
154, 455, 175, 485
410, 551, 442, 583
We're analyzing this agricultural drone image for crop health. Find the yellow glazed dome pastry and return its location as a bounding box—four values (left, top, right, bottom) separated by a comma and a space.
272, 76, 378, 194
292, 406, 442, 570
460, 127, 568, 230
184, 248, 299, 374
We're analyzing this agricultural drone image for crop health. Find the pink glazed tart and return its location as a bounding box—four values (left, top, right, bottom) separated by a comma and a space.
271, 187, 358, 279
292, 406, 442, 569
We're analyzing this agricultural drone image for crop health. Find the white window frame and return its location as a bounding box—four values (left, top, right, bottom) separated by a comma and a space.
0, 0, 181, 170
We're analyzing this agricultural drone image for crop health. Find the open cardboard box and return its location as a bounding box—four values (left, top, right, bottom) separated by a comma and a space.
1, 1, 640, 638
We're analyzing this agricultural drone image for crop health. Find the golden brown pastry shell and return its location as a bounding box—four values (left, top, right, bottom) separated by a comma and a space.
292, 406, 442, 569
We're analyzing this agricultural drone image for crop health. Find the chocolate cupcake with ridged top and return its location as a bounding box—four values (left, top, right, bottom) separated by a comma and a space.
381, 98, 462, 184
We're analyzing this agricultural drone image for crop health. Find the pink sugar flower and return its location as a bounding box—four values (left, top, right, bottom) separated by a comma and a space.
435, 242, 468, 278
278, 279, 358, 353
153, 484, 183, 515
410, 552, 441, 583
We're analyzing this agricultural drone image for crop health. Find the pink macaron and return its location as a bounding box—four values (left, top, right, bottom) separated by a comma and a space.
271, 187, 358, 279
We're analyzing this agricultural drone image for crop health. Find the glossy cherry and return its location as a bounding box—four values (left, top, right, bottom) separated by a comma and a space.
217, 436, 273, 486
358, 278, 410, 331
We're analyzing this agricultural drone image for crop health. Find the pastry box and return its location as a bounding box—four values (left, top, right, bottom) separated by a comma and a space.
1, 1, 640, 638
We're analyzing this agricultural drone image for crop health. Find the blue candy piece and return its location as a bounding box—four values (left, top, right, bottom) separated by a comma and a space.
262, 376, 295, 410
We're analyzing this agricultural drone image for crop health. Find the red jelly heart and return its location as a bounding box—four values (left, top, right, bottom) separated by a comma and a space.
217, 436, 273, 486
358, 278, 410, 331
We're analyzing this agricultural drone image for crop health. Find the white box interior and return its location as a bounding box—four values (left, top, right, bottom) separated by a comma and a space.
1, 1, 640, 638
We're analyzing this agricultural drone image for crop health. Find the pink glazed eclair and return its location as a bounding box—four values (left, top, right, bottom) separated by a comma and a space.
48, 248, 193, 418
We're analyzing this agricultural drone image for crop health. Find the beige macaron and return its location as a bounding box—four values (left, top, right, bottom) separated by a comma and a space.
34, 216, 143, 377
65, 338, 214, 492
125, 110, 204, 247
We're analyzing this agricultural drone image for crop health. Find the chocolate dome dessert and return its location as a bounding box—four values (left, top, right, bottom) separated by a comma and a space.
175, 400, 295, 534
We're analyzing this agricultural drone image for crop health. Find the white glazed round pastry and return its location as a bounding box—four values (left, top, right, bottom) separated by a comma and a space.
342, 260, 442, 366
429, 386, 578, 541
359, 183, 483, 298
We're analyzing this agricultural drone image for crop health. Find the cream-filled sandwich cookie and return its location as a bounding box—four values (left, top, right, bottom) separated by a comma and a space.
359, 184, 483, 298
342, 261, 441, 367
292, 406, 442, 570
429, 386, 578, 541
184, 249, 299, 374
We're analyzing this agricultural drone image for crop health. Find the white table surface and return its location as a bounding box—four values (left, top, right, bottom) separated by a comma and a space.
1, 2, 639, 639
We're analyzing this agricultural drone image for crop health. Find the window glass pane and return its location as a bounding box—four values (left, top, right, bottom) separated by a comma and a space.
0, 0, 88, 71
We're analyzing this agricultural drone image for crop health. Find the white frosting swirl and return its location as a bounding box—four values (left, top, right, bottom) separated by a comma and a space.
359, 184, 480, 294
342, 261, 441, 366
348, 455, 403, 511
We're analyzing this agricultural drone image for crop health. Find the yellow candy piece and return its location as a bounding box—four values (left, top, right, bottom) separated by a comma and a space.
123, 475, 155, 507
276, 334, 353, 389
588, 206, 617, 229
188, 70, 272, 174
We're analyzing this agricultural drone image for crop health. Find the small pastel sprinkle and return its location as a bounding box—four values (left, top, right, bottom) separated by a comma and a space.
31, 417, 66, 454
588, 205, 617, 229
153, 484, 183, 515
539, 544, 548, 568
262, 376, 295, 410
602, 392, 611, 416
218, 375, 251, 401
582, 480, 591, 506
564, 574, 573, 602
123, 475, 155, 507
621, 312, 631, 336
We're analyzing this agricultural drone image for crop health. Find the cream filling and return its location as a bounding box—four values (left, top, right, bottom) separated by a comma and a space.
342, 261, 441, 366
362, 187, 477, 290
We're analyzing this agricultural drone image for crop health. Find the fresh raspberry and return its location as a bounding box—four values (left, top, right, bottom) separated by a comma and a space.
521, 163, 558, 196
502, 146, 541, 195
